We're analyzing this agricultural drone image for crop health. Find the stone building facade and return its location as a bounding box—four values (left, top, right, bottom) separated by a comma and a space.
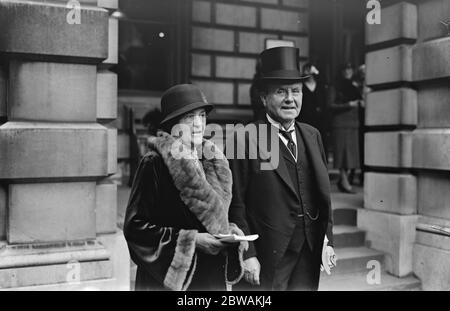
0, 0, 129, 290
190, 0, 310, 122
363, 0, 450, 290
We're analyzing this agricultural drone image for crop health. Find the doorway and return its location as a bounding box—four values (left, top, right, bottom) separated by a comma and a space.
309, 0, 366, 87
309, 0, 367, 169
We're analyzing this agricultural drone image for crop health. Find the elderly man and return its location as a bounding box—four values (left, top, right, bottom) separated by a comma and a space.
229, 47, 335, 291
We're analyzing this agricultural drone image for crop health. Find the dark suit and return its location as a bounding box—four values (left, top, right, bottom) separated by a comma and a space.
228, 118, 333, 290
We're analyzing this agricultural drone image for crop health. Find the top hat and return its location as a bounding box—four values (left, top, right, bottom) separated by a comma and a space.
259, 46, 309, 81
160, 84, 213, 125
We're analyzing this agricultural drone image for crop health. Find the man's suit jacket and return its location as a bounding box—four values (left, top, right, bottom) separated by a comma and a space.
228, 118, 334, 283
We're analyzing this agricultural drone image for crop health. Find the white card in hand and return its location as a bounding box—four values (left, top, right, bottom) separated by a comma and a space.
214, 234, 259, 243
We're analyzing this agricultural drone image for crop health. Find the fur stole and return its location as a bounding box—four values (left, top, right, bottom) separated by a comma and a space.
147, 131, 246, 290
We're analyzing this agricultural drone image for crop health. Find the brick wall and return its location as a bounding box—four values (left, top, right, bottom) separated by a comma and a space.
363, 0, 450, 290
189, 0, 310, 122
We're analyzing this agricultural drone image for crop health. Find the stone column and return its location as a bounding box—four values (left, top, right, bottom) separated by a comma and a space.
363, 0, 450, 290
362, 1, 419, 278
0, 0, 129, 290
410, 0, 450, 291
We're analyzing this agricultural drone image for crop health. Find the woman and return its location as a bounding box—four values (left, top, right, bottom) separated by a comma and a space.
330, 63, 362, 194
351, 65, 370, 186
124, 84, 247, 291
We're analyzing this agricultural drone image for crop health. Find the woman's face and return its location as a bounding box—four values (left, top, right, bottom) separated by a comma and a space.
173, 108, 207, 147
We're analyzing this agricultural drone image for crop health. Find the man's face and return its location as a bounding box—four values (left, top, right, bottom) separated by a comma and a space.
261, 81, 303, 125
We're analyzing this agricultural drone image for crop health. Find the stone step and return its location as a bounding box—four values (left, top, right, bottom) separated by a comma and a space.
333, 207, 357, 226
326, 246, 385, 276
331, 190, 363, 226
331, 191, 364, 210
333, 225, 366, 248
319, 271, 421, 291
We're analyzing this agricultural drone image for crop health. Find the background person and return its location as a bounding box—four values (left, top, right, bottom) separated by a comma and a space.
296, 62, 330, 155
330, 63, 362, 193
250, 59, 266, 122
351, 64, 370, 186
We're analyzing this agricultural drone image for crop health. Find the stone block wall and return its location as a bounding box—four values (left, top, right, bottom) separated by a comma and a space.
190, 0, 310, 121
363, 0, 450, 290
0, 0, 129, 290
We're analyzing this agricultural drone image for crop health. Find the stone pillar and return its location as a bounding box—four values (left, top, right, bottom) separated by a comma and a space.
411, 0, 450, 291
0, 0, 129, 290
363, 0, 450, 290
0, 62, 6, 124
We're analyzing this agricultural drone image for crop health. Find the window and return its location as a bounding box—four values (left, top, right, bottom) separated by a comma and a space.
112, 0, 189, 92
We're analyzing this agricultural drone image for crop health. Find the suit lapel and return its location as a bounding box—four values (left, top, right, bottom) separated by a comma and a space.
275, 147, 299, 201
256, 118, 299, 201
296, 122, 330, 198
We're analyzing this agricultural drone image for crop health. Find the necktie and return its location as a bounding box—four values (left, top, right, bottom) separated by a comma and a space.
280, 129, 297, 160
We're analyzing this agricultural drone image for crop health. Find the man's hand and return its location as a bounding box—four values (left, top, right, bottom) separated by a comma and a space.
321, 245, 337, 275
243, 257, 261, 286
195, 233, 226, 255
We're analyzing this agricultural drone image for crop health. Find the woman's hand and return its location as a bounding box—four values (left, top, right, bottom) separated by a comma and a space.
195, 233, 226, 255
229, 224, 250, 252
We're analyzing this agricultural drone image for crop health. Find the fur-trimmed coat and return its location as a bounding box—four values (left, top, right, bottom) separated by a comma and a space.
124, 131, 246, 291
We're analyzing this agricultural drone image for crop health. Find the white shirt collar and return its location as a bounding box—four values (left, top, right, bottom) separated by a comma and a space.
266, 114, 296, 132
266, 114, 297, 161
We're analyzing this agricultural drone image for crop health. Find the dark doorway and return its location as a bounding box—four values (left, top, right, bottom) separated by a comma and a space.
309, 0, 366, 86
309, 0, 366, 166
113, 0, 190, 92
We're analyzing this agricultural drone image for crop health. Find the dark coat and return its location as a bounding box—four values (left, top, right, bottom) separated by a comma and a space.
124, 132, 245, 291
296, 81, 329, 135
330, 78, 362, 129
330, 78, 363, 169
228, 119, 333, 285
